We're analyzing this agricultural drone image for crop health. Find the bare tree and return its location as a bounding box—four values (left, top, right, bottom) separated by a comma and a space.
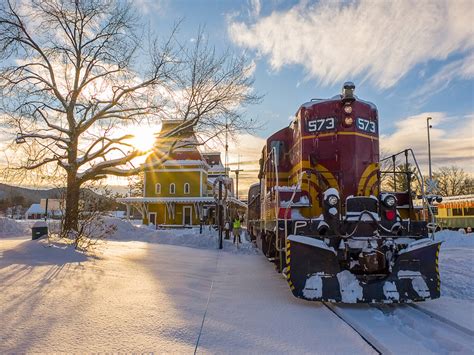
0, 0, 260, 236
432, 166, 473, 196
127, 171, 144, 197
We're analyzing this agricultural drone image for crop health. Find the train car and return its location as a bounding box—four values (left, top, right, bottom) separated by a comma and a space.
248, 82, 440, 303
247, 182, 261, 242
435, 195, 474, 230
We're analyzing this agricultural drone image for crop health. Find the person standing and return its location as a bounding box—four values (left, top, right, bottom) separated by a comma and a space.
233, 217, 241, 246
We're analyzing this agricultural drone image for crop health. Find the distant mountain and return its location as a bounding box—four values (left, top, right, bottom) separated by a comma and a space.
0, 183, 62, 204
108, 185, 130, 196
0, 183, 116, 208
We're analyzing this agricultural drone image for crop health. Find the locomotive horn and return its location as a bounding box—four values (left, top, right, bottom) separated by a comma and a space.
342, 81, 355, 103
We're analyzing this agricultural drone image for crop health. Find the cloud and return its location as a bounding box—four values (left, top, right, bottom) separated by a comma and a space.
410, 53, 474, 102
380, 112, 474, 173
228, 0, 474, 89
244, 59, 257, 78
131, 0, 164, 14
249, 0, 261, 18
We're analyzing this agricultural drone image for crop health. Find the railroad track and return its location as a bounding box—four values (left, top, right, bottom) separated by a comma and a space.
378, 303, 474, 337
322, 302, 473, 354
322, 302, 387, 354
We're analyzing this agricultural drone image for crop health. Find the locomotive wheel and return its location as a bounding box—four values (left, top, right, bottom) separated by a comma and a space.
266, 232, 278, 259
266, 232, 276, 258
259, 231, 269, 256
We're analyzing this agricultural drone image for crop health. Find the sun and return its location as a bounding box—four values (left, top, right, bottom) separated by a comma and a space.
128, 127, 157, 152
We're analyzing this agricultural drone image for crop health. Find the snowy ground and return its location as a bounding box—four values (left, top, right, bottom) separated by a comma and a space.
1, 218, 473, 353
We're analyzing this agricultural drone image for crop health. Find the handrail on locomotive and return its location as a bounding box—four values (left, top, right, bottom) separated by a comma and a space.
379, 148, 437, 240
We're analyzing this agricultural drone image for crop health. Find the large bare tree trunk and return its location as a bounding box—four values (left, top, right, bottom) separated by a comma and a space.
64, 134, 80, 233
64, 170, 80, 233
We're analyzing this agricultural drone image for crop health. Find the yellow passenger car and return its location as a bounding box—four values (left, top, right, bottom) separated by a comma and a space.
435, 195, 474, 230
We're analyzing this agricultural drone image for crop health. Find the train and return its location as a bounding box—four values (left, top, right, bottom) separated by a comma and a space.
247, 82, 441, 303
434, 195, 474, 231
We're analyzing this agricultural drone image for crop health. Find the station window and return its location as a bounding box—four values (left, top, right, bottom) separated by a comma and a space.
184, 183, 190, 194
170, 183, 176, 194
155, 183, 161, 194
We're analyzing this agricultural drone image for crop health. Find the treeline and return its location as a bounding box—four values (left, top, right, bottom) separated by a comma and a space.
381, 165, 473, 196
0, 195, 27, 217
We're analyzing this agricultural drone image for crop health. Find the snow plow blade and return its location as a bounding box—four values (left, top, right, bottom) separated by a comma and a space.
286, 235, 441, 303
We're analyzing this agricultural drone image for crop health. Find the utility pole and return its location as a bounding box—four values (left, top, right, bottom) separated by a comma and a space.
231, 168, 243, 199
427, 116, 433, 184
231, 156, 243, 200
218, 180, 223, 249
225, 118, 229, 174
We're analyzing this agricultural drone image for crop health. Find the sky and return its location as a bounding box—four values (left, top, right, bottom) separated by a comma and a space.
125, 0, 473, 197
1, 0, 473, 197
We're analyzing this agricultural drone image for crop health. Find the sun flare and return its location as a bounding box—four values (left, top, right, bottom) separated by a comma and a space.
128, 127, 157, 152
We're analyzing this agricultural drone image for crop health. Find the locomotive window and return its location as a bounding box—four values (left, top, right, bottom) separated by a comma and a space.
452, 208, 463, 216
464, 207, 474, 216
356, 117, 377, 134
306, 117, 336, 133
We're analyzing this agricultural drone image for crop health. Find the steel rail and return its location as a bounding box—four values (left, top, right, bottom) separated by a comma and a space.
322, 302, 386, 354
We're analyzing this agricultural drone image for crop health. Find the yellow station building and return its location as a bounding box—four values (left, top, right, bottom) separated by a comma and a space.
118, 120, 246, 227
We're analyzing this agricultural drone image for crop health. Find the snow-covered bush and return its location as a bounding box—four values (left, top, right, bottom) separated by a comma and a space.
70, 215, 117, 250
51, 183, 118, 250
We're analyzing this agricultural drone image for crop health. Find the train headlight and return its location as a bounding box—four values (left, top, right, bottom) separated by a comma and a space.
344, 116, 353, 126
384, 195, 396, 207
344, 106, 352, 114
327, 195, 339, 206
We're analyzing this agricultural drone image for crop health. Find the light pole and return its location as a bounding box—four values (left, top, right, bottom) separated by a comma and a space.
231, 168, 243, 199
426, 117, 433, 184
426, 116, 436, 236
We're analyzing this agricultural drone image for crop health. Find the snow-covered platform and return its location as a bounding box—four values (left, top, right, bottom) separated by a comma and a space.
1, 238, 374, 353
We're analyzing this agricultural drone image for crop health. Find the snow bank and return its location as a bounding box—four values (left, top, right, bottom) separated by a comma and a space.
0, 218, 29, 237
435, 230, 474, 248
104, 217, 258, 254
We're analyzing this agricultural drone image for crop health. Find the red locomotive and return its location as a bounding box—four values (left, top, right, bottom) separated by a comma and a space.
248, 83, 440, 303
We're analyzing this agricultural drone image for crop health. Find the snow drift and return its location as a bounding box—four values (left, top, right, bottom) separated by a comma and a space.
435, 230, 474, 248
0, 218, 30, 237
104, 217, 258, 254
